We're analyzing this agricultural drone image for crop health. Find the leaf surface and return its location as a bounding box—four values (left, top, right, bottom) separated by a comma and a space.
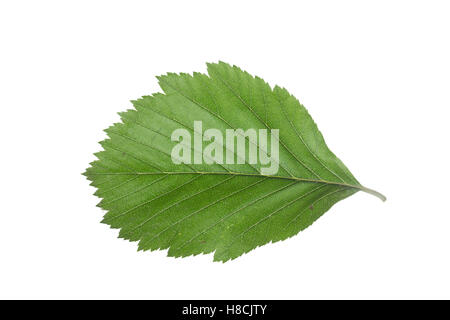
84, 62, 385, 262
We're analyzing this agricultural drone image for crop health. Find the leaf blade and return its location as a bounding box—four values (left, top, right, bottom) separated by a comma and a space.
85, 62, 384, 262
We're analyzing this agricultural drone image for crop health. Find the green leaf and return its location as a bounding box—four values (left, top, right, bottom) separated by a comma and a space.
84, 62, 385, 262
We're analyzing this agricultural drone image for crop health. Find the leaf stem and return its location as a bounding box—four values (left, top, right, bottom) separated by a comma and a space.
356, 185, 386, 202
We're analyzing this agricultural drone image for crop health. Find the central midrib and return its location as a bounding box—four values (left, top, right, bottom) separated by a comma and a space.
87, 170, 386, 201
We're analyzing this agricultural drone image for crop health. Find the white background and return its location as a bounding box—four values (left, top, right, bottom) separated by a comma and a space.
1, 0, 449, 299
